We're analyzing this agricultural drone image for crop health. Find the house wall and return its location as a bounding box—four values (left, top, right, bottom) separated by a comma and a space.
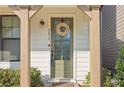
102, 5, 124, 70
0, 16, 1, 61
0, 6, 90, 82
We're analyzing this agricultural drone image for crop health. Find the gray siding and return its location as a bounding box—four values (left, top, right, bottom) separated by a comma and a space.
102, 5, 124, 69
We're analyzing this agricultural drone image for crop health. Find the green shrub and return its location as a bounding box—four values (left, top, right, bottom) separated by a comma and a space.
30, 68, 42, 87
84, 68, 113, 87
82, 72, 90, 87
102, 67, 113, 87
0, 69, 20, 87
114, 46, 124, 86
102, 45, 124, 87
85, 72, 90, 86
0, 68, 42, 87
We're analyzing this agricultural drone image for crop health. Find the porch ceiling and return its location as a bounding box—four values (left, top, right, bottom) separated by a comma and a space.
7, 5, 101, 18
8, 5, 43, 18
8, 5, 43, 10
8, 5, 101, 10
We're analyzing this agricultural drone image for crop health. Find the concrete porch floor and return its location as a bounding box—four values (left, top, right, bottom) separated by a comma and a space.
52, 82, 79, 87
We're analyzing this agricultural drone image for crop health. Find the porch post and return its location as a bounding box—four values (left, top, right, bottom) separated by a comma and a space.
20, 8, 30, 87
90, 6, 101, 87
8, 5, 42, 87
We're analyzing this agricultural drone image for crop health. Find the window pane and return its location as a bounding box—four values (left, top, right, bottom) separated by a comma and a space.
2, 16, 12, 28
3, 40, 20, 61
12, 28, 20, 38
2, 28, 12, 38
12, 17, 20, 28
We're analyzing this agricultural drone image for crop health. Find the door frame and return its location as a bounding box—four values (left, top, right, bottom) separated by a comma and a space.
48, 13, 77, 81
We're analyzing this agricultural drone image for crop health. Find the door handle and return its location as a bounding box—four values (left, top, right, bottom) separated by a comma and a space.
48, 44, 50, 47
51, 50, 54, 64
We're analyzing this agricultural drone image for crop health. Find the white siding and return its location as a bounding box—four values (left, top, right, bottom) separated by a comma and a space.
0, 62, 20, 69
0, 52, 1, 61
76, 15, 89, 51
30, 7, 51, 78
31, 51, 50, 75
75, 14, 90, 81
76, 51, 90, 80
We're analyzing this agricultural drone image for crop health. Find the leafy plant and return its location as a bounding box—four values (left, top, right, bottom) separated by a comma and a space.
83, 46, 124, 87
0, 68, 42, 87
84, 68, 114, 87
83, 72, 90, 86
85, 72, 90, 85
114, 46, 124, 86
31, 68, 42, 87
0, 69, 20, 87
102, 67, 113, 87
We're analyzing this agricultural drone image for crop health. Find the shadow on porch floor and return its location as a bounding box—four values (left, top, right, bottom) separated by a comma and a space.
52, 82, 79, 87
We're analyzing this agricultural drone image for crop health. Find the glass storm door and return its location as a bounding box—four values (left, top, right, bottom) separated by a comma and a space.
51, 18, 73, 78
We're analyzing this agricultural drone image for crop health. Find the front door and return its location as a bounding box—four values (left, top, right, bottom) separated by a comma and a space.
51, 18, 73, 78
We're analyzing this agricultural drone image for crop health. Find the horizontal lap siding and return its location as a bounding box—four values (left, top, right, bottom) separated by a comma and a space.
0, 51, 50, 76
116, 6, 124, 42
31, 8, 50, 77
102, 5, 124, 69
31, 51, 50, 75
76, 51, 90, 80
0, 62, 20, 69
76, 14, 90, 81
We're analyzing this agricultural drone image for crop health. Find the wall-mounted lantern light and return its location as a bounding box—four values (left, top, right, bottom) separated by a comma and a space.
40, 19, 45, 25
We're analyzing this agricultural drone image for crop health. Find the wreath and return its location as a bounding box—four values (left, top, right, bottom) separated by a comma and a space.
56, 23, 70, 37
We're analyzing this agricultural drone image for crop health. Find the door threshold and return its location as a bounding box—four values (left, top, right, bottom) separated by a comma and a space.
49, 78, 76, 83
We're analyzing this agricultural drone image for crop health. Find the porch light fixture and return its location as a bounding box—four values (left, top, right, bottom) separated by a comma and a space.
40, 19, 45, 25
